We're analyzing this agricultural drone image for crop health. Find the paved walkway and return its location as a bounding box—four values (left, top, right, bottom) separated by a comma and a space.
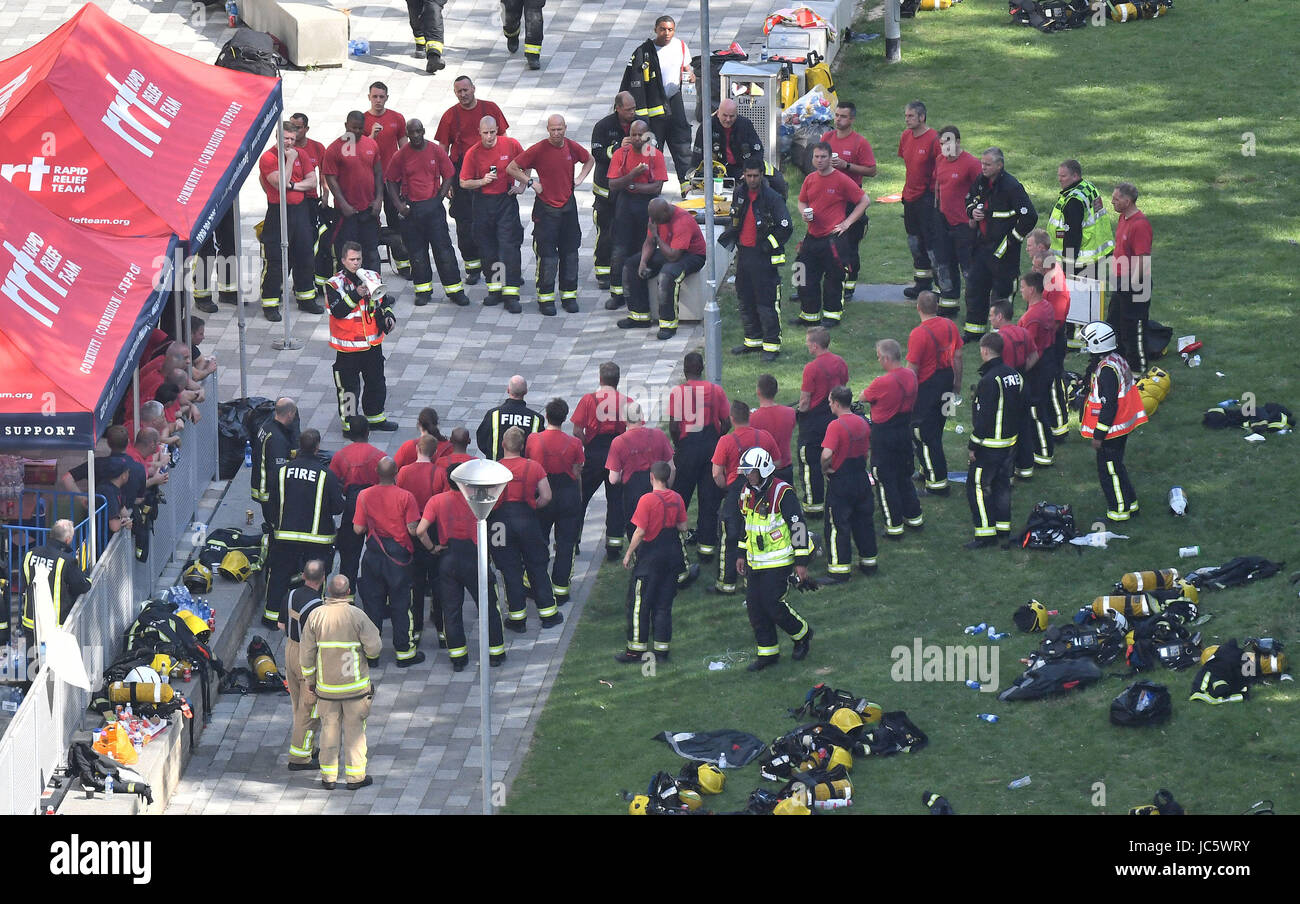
25, 0, 793, 813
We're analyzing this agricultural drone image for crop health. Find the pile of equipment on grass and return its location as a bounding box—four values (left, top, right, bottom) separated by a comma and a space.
1009, 0, 1172, 33
623, 762, 727, 815
1018, 502, 1077, 549
999, 568, 1204, 701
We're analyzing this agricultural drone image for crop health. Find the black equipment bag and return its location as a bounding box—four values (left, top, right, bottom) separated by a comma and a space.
1018, 501, 1076, 549
1110, 680, 1172, 725
1009, 0, 1092, 31
215, 27, 285, 77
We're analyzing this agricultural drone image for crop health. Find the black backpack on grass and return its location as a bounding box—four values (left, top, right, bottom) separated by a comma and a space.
1018, 502, 1076, 549
1009, 0, 1091, 31
1110, 680, 1172, 725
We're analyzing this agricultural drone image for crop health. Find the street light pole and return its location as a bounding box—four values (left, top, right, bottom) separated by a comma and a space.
701, 0, 721, 385
450, 458, 513, 815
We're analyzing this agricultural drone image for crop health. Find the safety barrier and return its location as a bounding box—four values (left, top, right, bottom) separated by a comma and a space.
2, 490, 108, 615
0, 374, 219, 813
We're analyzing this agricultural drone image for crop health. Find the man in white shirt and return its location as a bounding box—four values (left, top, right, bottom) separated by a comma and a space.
653, 15, 695, 184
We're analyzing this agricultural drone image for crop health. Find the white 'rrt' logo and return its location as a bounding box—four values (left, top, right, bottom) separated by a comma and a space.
1, 239, 66, 328
0, 156, 53, 191
0, 66, 32, 118
102, 71, 170, 157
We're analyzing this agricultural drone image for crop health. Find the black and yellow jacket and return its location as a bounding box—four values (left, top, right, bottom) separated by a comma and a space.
721, 179, 793, 267
619, 39, 669, 122
970, 356, 1024, 450
965, 169, 1038, 259
591, 111, 630, 201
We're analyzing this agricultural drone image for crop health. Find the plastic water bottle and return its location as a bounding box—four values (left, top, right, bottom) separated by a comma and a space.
989, 631, 1011, 641
1179, 546, 1200, 559
104, 775, 114, 800
243, 440, 252, 469
985, 625, 999, 638
225, 1, 238, 27
964, 680, 981, 691
963, 622, 987, 635
976, 713, 999, 723
718, 752, 728, 770
1008, 775, 1032, 789
1168, 486, 1187, 516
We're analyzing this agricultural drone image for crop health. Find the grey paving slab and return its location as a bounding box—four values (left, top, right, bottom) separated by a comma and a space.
0, 0, 796, 815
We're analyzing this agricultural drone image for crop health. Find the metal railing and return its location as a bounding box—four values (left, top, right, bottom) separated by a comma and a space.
2, 490, 108, 613
0, 529, 135, 815
0, 373, 219, 813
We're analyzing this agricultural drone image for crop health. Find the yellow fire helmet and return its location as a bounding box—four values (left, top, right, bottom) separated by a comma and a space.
627, 794, 651, 815
695, 763, 725, 795
1014, 600, 1049, 633
827, 746, 854, 773
829, 707, 864, 735
177, 610, 212, 643
150, 653, 176, 676
1200, 645, 1219, 665
1176, 580, 1199, 605
182, 561, 212, 594
678, 789, 704, 811
774, 785, 812, 815
219, 550, 253, 582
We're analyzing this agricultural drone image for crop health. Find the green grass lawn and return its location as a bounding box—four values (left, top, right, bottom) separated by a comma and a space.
504, 0, 1300, 814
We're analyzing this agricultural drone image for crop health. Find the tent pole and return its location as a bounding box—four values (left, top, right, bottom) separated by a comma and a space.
86, 450, 97, 570
132, 369, 141, 438
182, 253, 194, 362
272, 117, 301, 351
233, 193, 249, 399
701, 0, 720, 385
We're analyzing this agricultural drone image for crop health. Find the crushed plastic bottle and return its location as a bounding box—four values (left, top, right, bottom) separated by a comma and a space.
1008, 775, 1032, 789
964, 679, 981, 690
963, 622, 987, 636
1168, 486, 1187, 516
977, 713, 999, 723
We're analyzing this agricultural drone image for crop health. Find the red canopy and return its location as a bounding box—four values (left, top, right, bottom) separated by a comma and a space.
0, 3, 280, 248
0, 177, 175, 450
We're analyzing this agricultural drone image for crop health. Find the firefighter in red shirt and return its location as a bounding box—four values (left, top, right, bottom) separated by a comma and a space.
615, 460, 687, 664
289, 112, 335, 297
491, 427, 563, 632
572, 362, 633, 560
322, 112, 384, 274
363, 82, 411, 277
384, 119, 467, 308
907, 292, 964, 495
1108, 182, 1153, 371
710, 400, 780, 595
507, 115, 594, 316
1015, 271, 1061, 476
394, 407, 451, 471
526, 399, 585, 605
932, 125, 982, 309
460, 116, 527, 312
796, 326, 849, 515
397, 433, 444, 648
1079, 321, 1147, 521
862, 339, 922, 537
605, 120, 667, 311
417, 489, 506, 670
753, 373, 797, 486
329, 416, 386, 587
436, 77, 510, 287
795, 143, 870, 326
619, 198, 707, 339
607, 402, 675, 542
353, 457, 424, 666
667, 352, 729, 559
259, 122, 320, 322
821, 385, 877, 582
1028, 234, 1073, 435
821, 101, 877, 307
899, 101, 942, 300
431, 427, 476, 496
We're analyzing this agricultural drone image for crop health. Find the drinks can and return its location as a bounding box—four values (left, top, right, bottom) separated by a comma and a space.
245, 509, 255, 526
1178, 546, 1199, 558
